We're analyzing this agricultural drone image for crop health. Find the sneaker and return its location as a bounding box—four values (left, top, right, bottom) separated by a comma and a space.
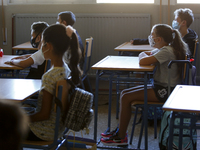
101, 133, 128, 146
101, 127, 119, 138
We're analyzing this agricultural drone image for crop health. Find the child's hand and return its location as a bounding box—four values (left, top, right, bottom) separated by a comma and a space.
130, 40, 134, 44
66, 25, 76, 38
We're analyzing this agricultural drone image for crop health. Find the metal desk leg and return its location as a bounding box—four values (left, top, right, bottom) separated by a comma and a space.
94, 70, 100, 141
108, 74, 114, 131
144, 72, 148, 150
178, 115, 184, 149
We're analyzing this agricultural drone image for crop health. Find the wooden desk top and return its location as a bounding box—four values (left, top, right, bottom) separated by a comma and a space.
91, 55, 155, 72
163, 85, 200, 113
0, 79, 41, 102
114, 42, 154, 52
12, 41, 38, 50
0, 55, 23, 70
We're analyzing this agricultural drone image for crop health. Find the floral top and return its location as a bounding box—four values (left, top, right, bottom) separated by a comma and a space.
29, 63, 70, 141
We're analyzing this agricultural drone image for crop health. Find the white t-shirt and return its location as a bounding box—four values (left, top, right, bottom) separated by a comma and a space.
30, 49, 45, 68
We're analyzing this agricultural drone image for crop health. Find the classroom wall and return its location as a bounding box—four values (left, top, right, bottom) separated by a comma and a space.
0, 3, 200, 80
0, 3, 199, 54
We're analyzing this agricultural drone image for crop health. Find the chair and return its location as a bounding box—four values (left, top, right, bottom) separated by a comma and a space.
22, 79, 70, 150
129, 58, 192, 147
81, 37, 93, 93
44, 59, 51, 72
192, 39, 199, 66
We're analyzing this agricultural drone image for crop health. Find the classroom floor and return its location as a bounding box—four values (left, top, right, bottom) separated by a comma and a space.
23, 93, 160, 150
24, 88, 200, 150
63, 93, 161, 150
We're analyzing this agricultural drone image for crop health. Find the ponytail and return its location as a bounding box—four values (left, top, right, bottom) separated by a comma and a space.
171, 29, 188, 60
43, 24, 81, 85
69, 32, 81, 85
171, 29, 188, 76
154, 24, 189, 77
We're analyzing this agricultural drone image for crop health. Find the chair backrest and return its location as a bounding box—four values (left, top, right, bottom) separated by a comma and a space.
193, 39, 199, 66
83, 37, 93, 75
55, 79, 70, 116
53, 79, 70, 143
167, 56, 193, 95
44, 60, 51, 73
22, 79, 70, 149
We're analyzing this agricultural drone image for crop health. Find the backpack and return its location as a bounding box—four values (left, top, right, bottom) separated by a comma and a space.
159, 111, 197, 150
56, 78, 94, 132
147, 106, 163, 120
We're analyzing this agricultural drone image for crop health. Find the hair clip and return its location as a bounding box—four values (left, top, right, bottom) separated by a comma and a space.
172, 32, 175, 39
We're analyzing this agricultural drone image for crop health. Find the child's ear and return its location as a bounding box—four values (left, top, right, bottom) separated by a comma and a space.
182, 20, 187, 26
46, 42, 53, 50
36, 34, 41, 42
62, 20, 67, 26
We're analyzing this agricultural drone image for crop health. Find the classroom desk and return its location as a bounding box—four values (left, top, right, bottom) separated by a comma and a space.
114, 42, 154, 55
92, 55, 155, 150
163, 85, 200, 150
0, 78, 41, 102
0, 55, 23, 70
12, 41, 38, 55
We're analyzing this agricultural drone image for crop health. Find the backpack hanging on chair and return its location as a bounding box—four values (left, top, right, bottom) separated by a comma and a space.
159, 60, 197, 150
56, 78, 94, 132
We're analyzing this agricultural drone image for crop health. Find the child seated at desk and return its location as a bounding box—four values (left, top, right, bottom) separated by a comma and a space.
130, 8, 198, 57
7, 11, 83, 78
100, 24, 189, 146
6, 21, 49, 79
25, 24, 81, 141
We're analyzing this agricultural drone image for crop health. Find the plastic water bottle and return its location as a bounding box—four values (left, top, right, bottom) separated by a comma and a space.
0, 49, 3, 57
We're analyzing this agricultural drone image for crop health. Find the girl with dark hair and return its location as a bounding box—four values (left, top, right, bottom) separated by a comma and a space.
100, 24, 188, 146
27, 24, 81, 141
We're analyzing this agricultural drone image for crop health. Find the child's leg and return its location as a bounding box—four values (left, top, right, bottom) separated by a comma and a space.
120, 84, 153, 100
118, 87, 158, 139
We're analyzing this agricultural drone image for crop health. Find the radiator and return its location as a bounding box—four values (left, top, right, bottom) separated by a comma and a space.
13, 13, 151, 75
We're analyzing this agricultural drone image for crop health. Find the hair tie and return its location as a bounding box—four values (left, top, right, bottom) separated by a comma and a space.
172, 30, 175, 39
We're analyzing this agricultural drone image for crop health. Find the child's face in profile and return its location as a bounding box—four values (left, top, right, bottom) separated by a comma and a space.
40, 36, 50, 60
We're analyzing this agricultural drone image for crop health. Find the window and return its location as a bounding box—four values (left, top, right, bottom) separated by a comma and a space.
8, 0, 95, 4
97, 0, 154, 3
177, 0, 200, 3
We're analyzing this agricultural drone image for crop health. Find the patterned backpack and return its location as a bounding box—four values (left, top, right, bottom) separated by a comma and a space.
56, 78, 94, 132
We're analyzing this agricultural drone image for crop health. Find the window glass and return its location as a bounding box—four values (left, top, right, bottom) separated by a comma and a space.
8, 0, 95, 4
97, 0, 154, 3
177, 0, 200, 3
